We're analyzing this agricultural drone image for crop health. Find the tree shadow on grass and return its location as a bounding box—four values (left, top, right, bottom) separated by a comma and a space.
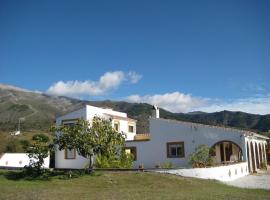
2, 170, 52, 181
1, 169, 102, 181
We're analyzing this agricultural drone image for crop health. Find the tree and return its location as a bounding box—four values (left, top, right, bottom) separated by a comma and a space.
20, 139, 30, 151
27, 134, 53, 175
5, 138, 18, 153
189, 145, 213, 168
52, 117, 126, 172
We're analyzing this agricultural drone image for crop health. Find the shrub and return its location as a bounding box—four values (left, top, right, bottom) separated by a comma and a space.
189, 145, 214, 168
95, 152, 134, 169
26, 134, 53, 175
162, 161, 174, 169
155, 163, 161, 169
5, 138, 19, 152
20, 139, 30, 151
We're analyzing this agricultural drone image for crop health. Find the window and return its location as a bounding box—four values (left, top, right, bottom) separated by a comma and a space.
167, 142, 185, 158
61, 118, 79, 126
63, 122, 75, 127
124, 147, 137, 161
65, 148, 76, 159
114, 122, 120, 131
128, 125, 134, 133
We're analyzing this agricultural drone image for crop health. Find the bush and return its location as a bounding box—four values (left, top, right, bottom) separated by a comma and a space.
27, 134, 53, 175
20, 140, 30, 151
155, 163, 161, 169
189, 145, 214, 168
95, 152, 134, 169
162, 161, 174, 169
5, 138, 19, 152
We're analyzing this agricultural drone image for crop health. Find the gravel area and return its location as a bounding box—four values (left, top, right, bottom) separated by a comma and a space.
225, 169, 270, 190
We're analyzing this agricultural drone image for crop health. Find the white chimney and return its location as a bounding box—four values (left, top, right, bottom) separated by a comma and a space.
152, 105, 159, 118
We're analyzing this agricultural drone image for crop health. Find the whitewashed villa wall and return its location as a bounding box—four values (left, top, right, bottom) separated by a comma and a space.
126, 118, 247, 169
0, 153, 50, 168
55, 105, 136, 169
155, 162, 249, 182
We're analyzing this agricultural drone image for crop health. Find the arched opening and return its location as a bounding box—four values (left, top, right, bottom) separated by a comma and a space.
250, 142, 256, 172
211, 140, 242, 164
255, 143, 260, 169
247, 142, 251, 172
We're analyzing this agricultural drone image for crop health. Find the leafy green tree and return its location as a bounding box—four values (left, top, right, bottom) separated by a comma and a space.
189, 145, 213, 168
5, 138, 20, 153
20, 139, 30, 151
52, 117, 126, 172
27, 134, 53, 175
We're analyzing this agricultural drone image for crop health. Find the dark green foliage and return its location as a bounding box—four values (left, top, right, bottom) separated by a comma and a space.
189, 145, 214, 168
5, 138, 18, 153
26, 134, 53, 175
95, 152, 134, 169
1, 168, 101, 181
52, 118, 126, 172
32, 134, 50, 142
254, 115, 270, 132
20, 139, 30, 151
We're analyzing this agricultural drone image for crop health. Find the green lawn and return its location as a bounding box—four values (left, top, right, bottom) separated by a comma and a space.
0, 170, 270, 200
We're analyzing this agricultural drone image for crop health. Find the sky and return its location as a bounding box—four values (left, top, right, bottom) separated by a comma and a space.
0, 0, 270, 114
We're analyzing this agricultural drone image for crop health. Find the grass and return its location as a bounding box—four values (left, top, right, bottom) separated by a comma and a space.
0, 170, 270, 200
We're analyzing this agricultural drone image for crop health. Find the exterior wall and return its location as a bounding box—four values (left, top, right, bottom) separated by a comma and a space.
155, 162, 249, 182
55, 107, 87, 169
126, 118, 247, 169
0, 153, 50, 168
55, 105, 136, 169
55, 147, 89, 169
56, 107, 87, 125
85, 105, 127, 122
112, 119, 136, 141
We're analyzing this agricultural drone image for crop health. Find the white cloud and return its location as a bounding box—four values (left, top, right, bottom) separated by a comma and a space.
126, 92, 270, 115
47, 71, 141, 97
126, 92, 206, 113
127, 71, 142, 83
198, 95, 270, 115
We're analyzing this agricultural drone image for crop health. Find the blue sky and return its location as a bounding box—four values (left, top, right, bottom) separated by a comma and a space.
1, 0, 270, 114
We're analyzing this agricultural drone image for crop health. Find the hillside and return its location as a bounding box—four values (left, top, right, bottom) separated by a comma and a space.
0, 84, 270, 136
0, 84, 86, 132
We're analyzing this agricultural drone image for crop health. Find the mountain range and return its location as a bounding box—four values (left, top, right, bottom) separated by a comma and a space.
0, 83, 269, 136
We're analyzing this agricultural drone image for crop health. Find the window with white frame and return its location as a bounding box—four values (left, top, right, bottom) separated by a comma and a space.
167, 142, 185, 158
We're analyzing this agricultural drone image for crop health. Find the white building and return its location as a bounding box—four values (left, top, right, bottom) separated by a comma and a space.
55, 105, 137, 169
125, 106, 269, 174
0, 153, 50, 169
55, 104, 268, 175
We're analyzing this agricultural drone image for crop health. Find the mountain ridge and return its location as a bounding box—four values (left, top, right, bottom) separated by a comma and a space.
0, 83, 269, 136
